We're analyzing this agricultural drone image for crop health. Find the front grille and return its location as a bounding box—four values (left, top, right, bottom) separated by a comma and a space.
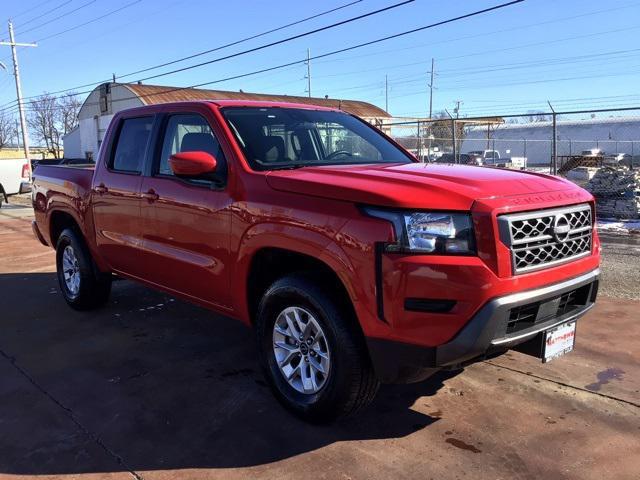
505, 284, 591, 335
498, 204, 593, 274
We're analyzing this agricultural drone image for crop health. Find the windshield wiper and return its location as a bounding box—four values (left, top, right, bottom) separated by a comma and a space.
266, 163, 310, 171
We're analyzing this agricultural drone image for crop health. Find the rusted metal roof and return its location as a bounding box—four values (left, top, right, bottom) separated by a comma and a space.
122, 83, 391, 118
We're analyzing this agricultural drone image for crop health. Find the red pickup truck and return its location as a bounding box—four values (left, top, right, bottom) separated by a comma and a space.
32, 100, 600, 422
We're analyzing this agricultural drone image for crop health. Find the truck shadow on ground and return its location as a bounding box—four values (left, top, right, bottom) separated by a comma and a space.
0, 273, 459, 475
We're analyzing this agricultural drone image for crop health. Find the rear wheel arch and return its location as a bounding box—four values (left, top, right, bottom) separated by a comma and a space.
49, 210, 82, 246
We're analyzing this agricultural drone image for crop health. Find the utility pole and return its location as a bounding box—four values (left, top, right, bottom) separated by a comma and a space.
454, 100, 462, 118
305, 48, 312, 98
385, 74, 388, 113
428, 58, 434, 119
1, 20, 37, 178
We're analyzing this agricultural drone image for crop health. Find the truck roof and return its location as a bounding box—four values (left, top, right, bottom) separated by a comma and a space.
208, 99, 339, 111
116, 99, 342, 116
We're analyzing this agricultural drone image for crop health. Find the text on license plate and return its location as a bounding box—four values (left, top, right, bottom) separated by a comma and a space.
543, 321, 576, 363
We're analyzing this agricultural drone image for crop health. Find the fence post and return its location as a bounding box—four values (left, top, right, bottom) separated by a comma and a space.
452, 118, 457, 163
417, 121, 421, 161
547, 102, 557, 175
523, 138, 527, 169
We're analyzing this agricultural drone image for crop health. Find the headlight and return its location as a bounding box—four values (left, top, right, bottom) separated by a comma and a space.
363, 208, 476, 255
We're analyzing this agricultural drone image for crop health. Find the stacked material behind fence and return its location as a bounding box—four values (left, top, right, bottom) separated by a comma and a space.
585, 167, 640, 219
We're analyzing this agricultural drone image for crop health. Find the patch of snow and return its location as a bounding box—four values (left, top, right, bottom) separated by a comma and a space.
597, 219, 640, 234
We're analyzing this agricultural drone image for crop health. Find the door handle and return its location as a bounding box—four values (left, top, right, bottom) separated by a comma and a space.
95, 184, 108, 194
141, 189, 159, 202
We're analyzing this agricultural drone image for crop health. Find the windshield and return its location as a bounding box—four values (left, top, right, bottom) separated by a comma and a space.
222, 107, 412, 170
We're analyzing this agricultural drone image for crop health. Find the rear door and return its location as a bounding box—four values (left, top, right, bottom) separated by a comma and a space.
92, 115, 154, 277
137, 108, 233, 309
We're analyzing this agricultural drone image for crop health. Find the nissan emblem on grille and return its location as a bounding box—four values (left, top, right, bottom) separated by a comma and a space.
498, 204, 593, 274
552, 214, 571, 243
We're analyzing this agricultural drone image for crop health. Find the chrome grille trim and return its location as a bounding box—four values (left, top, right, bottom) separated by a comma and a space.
498, 204, 593, 274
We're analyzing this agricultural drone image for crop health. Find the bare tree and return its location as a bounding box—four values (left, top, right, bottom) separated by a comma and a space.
29, 93, 61, 158
59, 93, 81, 137
0, 112, 15, 150
427, 110, 466, 154
28, 92, 81, 159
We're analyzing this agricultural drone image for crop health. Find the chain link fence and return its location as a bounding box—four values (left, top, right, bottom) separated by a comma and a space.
387, 108, 640, 219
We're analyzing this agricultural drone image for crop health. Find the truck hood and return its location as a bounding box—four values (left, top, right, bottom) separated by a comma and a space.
265, 163, 580, 210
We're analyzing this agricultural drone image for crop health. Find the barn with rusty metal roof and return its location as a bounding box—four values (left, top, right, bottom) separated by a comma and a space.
63, 82, 391, 160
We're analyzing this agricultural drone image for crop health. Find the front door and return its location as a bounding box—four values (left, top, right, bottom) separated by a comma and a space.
138, 111, 233, 309
92, 115, 154, 278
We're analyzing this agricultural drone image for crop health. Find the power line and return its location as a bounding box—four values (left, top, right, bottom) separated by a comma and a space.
16, 0, 99, 37
310, 2, 640, 68
387, 68, 640, 103
314, 42, 640, 100
117, 0, 364, 79
8, 0, 58, 20
131, 0, 416, 84
4, 0, 379, 103
11, 0, 73, 30
358, 51, 640, 91
34, 0, 145, 43
0, 0, 527, 116
435, 48, 640, 75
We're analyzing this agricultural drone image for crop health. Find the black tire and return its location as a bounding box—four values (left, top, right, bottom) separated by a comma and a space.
256, 274, 380, 423
55, 228, 112, 310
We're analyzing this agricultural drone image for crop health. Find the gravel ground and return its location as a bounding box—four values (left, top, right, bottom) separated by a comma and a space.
599, 232, 640, 300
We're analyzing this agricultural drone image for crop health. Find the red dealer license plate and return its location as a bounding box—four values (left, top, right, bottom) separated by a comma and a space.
543, 321, 576, 363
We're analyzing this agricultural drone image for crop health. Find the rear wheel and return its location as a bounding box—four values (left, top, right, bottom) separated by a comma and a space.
256, 274, 379, 423
56, 228, 111, 310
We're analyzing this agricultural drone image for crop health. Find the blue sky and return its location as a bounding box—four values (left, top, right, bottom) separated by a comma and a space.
1, 0, 639, 119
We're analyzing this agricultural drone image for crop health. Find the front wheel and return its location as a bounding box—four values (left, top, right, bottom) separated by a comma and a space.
56, 228, 111, 310
256, 274, 379, 423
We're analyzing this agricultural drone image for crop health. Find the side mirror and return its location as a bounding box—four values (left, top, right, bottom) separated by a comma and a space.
169, 151, 217, 177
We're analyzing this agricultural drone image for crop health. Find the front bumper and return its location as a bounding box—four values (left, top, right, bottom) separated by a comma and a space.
367, 268, 600, 383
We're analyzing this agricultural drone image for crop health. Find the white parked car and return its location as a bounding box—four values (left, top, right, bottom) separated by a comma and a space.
0, 158, 31, 207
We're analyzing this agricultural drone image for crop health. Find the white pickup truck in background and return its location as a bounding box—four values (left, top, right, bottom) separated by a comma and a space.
467, 150, 527, 169
0, 158, 31, 207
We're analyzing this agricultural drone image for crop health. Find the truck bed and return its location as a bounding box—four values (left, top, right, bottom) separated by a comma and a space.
33, 164, 95, 206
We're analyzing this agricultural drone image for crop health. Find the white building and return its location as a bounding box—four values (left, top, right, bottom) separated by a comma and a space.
63, 83, 391, 160
462, 116, 640, 165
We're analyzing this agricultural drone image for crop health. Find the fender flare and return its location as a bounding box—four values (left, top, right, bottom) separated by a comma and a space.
232, 222, 361, 323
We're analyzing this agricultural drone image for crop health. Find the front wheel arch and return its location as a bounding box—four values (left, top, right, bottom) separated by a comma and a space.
245, 247, 364, 341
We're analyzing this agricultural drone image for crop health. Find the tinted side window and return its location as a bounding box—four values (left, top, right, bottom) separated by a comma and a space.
111, 117, 153, 173
158, 114, 226, 178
